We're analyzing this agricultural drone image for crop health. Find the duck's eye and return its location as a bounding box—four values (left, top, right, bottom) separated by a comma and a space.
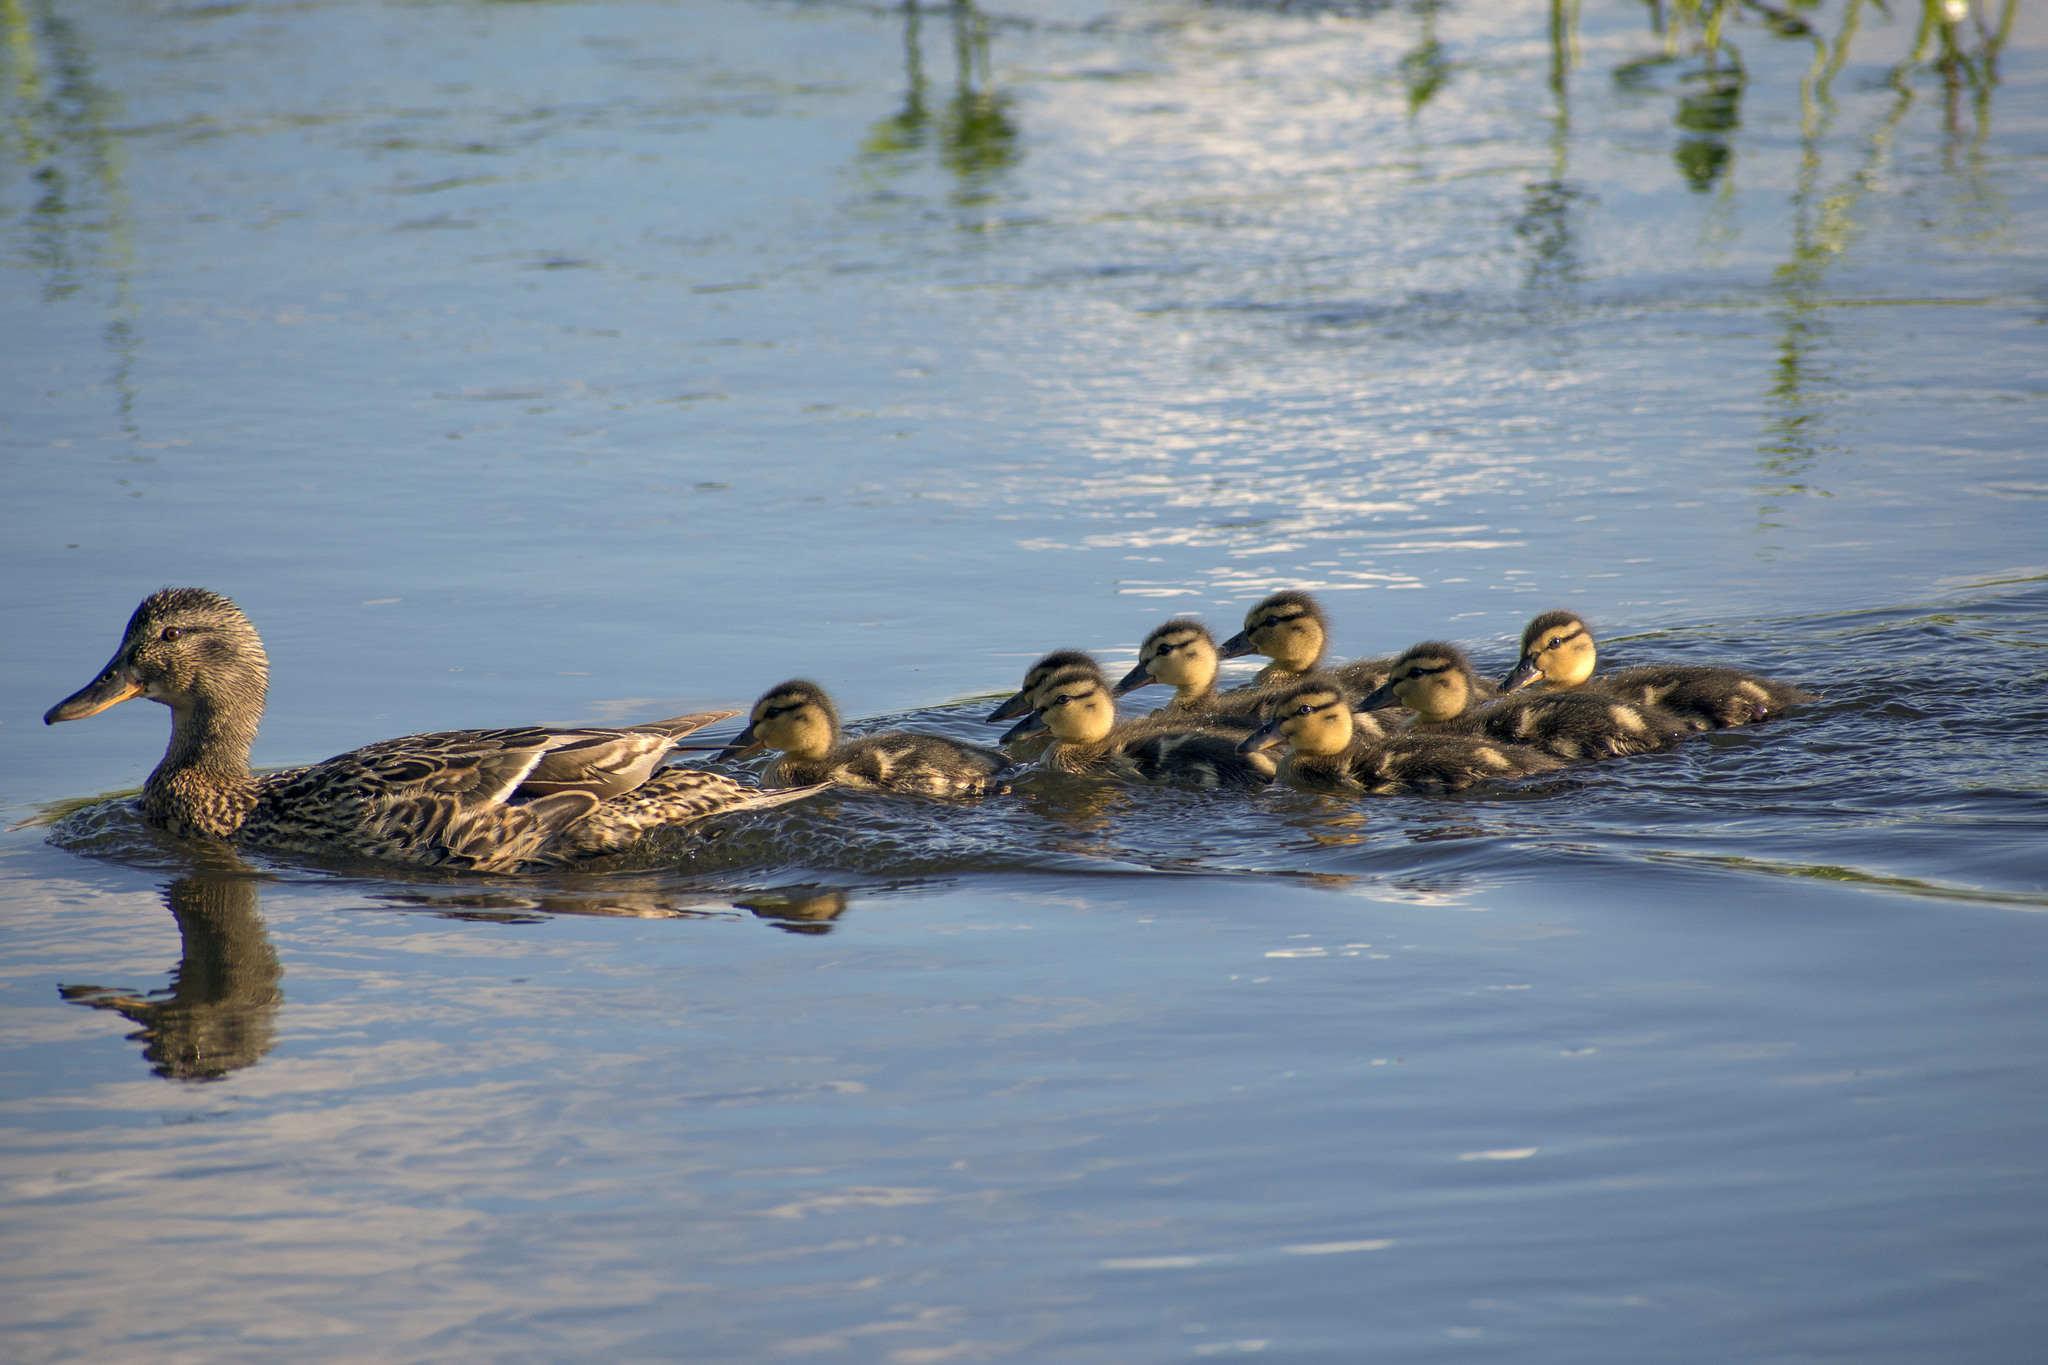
1548, 636, 1565, 649
159, 626, 184, 642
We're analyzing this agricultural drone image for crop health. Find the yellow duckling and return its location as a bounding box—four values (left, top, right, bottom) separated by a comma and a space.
985, 648, 1098, 724
1002, 661, 1275, 790
1239, 675, 1563, 794
1217, 590, 1396, 690
43, 588, 822, 872
1357, 641, 1688, 761
1111, 618, 1291, 731
1501, 610, 1814, 730
984, 648, 1099, 761
716, 679, 1014, 797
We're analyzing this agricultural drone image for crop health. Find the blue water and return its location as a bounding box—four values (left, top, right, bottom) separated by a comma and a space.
3, 0, 2045, 1359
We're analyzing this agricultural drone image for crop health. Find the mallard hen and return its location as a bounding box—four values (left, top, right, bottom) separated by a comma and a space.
43, 588, 821, 872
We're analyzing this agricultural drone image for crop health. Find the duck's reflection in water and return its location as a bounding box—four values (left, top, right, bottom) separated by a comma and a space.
734, 886, 851, 935
60, 874, 282, 1081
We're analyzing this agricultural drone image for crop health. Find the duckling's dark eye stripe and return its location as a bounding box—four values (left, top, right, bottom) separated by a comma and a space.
1545, 629, 1584, 649
1401, 663, 1452, 679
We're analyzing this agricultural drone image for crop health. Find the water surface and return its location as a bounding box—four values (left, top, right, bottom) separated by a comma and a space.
3, 0, 2045, 1359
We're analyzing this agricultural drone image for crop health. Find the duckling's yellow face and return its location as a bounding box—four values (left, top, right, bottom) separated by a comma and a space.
989, 650, 1097, 722
1386, 652, 1472, 722
1518, 616, 1598, 689
1270, 685, 1354, 757
1039, 673, 1118, 745
1240, 600, 1325, 672
1141, 625, 1218, 691
747, 686, 838, 760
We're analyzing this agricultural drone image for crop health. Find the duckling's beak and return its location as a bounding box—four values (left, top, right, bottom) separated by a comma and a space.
1111, 660, 1157, 697
1353, 681, 1404, 713
985, 689, 1035, 723
710, 725, 765, 763
44, 656, 144, 724
1235, 718, 1286, 755
1498, 656, 1543, 693
999, 709, 1049, 745
1217, 629, 1256, 660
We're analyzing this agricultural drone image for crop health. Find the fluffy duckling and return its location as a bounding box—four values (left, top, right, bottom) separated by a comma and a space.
43, 588, 821, 873
1217, 590, 1395, 691
1357, 641, 1688, 761
1111, 618, 1290, 731
1003, 661, 1275, 790
1501, 610, 1814, 730
985, 649, 1098, 724
717, 680, 1014, 797
1239, 676, 1564, 794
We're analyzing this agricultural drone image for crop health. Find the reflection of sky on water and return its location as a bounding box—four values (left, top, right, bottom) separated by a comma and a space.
2, 2, 2045, 1356
1, 1, 2037, 739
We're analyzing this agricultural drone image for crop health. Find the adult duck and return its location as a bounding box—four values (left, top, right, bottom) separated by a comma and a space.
44, 588, 820, 872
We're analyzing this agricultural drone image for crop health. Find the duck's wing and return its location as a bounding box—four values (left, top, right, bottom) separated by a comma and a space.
630, 711, 739, 738
249, 742, 599, 871
348, 712, 742, 802
553, 769, 831, 861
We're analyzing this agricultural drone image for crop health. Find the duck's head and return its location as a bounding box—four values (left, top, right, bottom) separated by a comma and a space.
1354, 642, 1476, 722
1218, 591, 1328, 672
45, 587, 268, 727
717, 679, 839, 762
1237, 676, 1353, 757
1114, 619, 1220, 697
1000, 662, 1115, 746
1501, 610, 1596, 692
986, 649, 1097, 723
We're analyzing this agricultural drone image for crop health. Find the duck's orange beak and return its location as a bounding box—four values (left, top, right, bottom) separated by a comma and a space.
45, 658, 144, 724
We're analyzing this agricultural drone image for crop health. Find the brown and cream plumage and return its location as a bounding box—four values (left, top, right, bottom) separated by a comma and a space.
1357, 640, 1689, 762
1239, 675, 1564, 794
1217, 590, 1396, 691
43, 588, 821, 873
1112, 618, 1294, 732
717, 679, 1014, 797
1500, 610, 1814, 730
1002, 660, 1275, 790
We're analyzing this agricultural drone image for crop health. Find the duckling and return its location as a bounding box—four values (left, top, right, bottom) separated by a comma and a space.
1111, 618, 1291, 731
1238, 675, 1564, 794
1216, 590, 1396, 691
985, 649, 1098, 723
716, 679, 1014, 797
1501, 610, 1814, 730
1356, 641, 1688, 761
985, 648, 1098, 761
1002, 662, 1275, 790
43, 588, 823, 873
